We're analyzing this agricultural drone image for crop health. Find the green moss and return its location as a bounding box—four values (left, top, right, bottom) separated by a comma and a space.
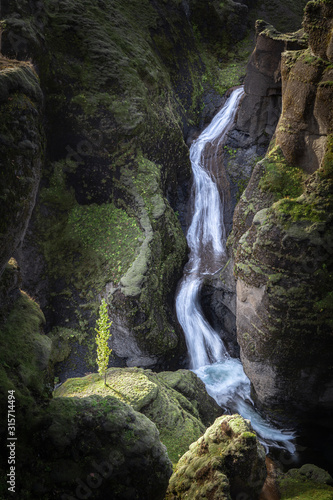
0, 288, 52, 413
259, 146, 306, 200
275, 197, 326, 222
166, 414, 266, 500
39, 158, 143, 287
279, 477, 333, 499
54, 367, 219, 464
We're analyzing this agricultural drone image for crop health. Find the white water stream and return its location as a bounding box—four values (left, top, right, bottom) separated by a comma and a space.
176, 87, 296, 453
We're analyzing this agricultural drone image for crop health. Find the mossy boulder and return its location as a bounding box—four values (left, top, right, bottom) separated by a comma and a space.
0, 394, 172, 499
30, 395, 172, 500
54, 366, 222, 463
0, 271, 173, 500
165, 414, 267, 499
278, 464, 333, 499
0, 57, 44, 278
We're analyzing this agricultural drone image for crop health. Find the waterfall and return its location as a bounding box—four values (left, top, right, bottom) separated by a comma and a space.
176, 87, 296, 453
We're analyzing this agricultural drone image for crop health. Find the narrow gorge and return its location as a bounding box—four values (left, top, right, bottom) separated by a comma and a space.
0, 0, 332, 499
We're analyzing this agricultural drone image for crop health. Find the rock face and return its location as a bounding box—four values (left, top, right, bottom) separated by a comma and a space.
166, 414, 267, 500
0, 57, 43, 278
236, 21, 307, 151
231, 0, 333, 426
54, 367, 222, 463
201, 23, 307, 356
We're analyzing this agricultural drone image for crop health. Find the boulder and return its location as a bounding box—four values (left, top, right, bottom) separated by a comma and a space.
54, 366, 222, 463
277, 464, 333, 499
166, 414, 267, 499
33, 395, 173, 500
0, 57, 44, 278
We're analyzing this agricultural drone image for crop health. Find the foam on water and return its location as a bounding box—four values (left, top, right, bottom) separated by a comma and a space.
176, 87, 296, 454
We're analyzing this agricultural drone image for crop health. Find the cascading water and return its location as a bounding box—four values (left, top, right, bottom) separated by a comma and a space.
176, 87, 296, 453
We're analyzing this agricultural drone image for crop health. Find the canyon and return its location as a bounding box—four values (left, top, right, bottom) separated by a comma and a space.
0, 0, 332, 498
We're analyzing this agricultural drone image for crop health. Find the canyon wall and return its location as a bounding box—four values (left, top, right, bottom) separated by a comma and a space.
231, 0, 333, 429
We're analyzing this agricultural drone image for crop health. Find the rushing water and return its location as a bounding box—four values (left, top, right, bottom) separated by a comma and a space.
176, 87, 296, 453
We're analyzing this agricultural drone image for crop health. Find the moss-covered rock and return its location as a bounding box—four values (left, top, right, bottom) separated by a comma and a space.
32, 395, 172, 500
0, 56, 44, 277
278, 464, 333, 500
54, 366, 222, 463
165, 414, 267, 499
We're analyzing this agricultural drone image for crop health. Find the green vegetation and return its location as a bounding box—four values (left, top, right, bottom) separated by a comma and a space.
259, 146, 306, 200
54, 367, 221, 464
275, 197, 326, 222
95, 299, 112, 384
39, 160, 143, 287
279, 476, 333, 499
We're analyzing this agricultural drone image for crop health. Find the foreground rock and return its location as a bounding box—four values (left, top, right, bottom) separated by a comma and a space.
55, 367, 222, 463
0, 272, 172, 499
37, 396, 172, 500
166, 414, 267, 500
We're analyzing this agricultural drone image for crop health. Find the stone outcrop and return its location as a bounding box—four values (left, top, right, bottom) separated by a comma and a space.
231, 0, 333, 429
165, 414, 267, 500
54, 367, 222, 463
0, 57, 43, 278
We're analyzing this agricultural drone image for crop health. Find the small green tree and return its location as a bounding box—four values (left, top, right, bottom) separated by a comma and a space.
95, 298, 112, 385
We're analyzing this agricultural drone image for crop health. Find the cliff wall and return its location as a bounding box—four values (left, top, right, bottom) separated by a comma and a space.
231, 0, 333, 431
